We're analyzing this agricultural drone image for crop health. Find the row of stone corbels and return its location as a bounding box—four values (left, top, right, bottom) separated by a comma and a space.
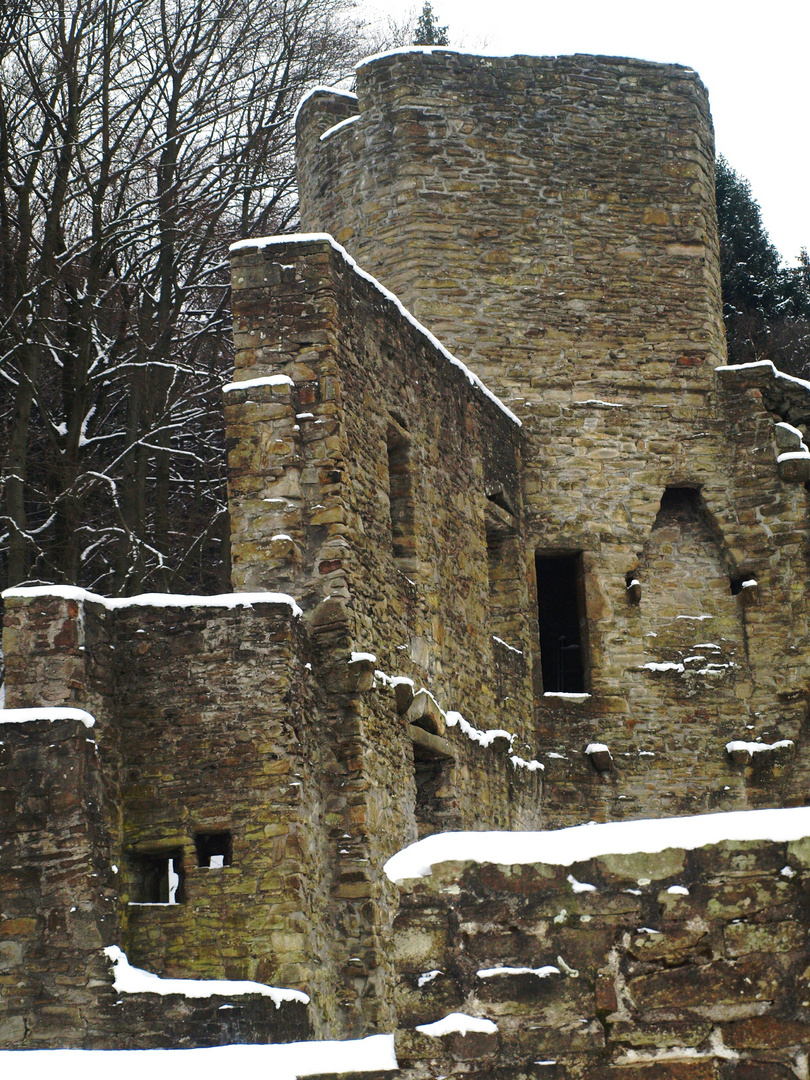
389, 837, 810, 1077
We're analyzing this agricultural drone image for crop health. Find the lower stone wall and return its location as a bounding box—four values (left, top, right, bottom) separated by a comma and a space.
0, 716, 115, 1047
389, 824, 810, 1078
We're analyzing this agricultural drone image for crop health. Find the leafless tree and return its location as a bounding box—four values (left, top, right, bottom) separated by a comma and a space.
0, 0, 363, 593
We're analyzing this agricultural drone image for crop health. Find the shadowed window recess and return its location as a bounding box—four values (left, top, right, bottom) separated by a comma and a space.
535, 551, 588, 693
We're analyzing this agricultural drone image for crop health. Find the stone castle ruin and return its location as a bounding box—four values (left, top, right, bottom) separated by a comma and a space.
2, 49, 810, 1074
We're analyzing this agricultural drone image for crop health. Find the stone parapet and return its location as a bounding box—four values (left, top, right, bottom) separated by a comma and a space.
387, 815, 810, 1077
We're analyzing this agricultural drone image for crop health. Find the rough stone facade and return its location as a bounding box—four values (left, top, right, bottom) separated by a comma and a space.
391, 830, 810, 1078
297, 50, 810, 826
1, 47, 809, 1063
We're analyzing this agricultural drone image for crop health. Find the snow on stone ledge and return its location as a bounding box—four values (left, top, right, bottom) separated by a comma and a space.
105, 947, 309, 1006
383, 806, 810, 883
0, 707, 95, 729
716, 358, 810, 394
0, 1034, 397, 1080
2, 584, 303, 618
293, 82, 358, 127
227, 233, 521, 428
726, 739, 794, 757
416, 1012, 498, 1037
223, 374, 295, 394
477, 965, 559, 980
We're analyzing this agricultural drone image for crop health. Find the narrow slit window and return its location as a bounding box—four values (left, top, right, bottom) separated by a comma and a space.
128, 849, 185, 904
387, 419, 416, 574
535, 552, 587, 693
195, 832, 232, 869
486, 496, 522, 644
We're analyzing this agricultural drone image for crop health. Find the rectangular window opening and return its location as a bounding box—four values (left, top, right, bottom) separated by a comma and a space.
413, 745, 449, 838
535, 551, 588, 693
195, 831, 232, 869
128, 849, 185, 904
486, 510, 522, 645
387, 419, 416, 575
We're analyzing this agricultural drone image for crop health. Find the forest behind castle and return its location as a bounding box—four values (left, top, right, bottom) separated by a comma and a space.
0, 0, 807, 600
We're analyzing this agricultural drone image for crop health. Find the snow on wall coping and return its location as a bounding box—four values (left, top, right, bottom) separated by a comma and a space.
2, 584, 303, 618
383, 806, 810, 883
716, 358, 810, 395
105, 947, 309, 1006
320, 114, 360, 141
0, 707, 95, 729
293, 83, 358, 127
227, 233, 521, 428
0, 1034, 397, 1080
223, 374, 294, 394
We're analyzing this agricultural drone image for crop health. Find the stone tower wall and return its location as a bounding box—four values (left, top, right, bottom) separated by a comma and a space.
297, 51, 725, 400
297, 51, 810, 827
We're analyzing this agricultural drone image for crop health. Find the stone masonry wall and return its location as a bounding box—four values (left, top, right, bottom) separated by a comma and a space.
1, 590, 335, 1041
227, 236, 544, 1033
297, 51, 810, 827
390, 830, 810, 1078
297, 51, 725, 400
0, 716, 115, 1048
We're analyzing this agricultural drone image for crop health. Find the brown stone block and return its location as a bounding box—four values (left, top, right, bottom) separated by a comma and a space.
722, 1016, 810, 1049
607, 1015, 712, 1048
629, 956, 782, 1011
627, 927, 711, 964
723, 921, 804, 957
589, 1064, 716, 1080
726, 1066, 798, 1080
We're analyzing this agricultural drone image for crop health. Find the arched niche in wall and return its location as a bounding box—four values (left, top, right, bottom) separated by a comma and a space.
635, 486, 749, 685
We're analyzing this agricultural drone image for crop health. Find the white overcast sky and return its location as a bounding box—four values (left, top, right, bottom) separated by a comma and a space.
358, 0, 809, 265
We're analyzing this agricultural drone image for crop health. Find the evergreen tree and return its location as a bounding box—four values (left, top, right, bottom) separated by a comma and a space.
413, 2, 449, 46
715, 157, 810, 375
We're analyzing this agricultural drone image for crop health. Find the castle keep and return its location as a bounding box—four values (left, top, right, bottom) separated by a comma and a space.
2, 50, 810, 1072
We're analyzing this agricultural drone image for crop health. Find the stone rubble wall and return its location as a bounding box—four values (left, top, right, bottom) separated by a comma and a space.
389, 837, 810, 1078
297, 51, 725, 398
228, 236, 544, 1033
0, 593, 333, 1042
296, 50, 810, 827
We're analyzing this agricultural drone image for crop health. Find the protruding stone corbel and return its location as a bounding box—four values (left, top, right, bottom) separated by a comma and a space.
406, 689, 446, 737
585, 742, 613, 773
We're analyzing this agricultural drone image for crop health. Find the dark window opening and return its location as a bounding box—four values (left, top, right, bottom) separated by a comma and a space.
657, 486, 701, 515
195, 831, 232, 869
535, 552, 587, 693
413, 744, 449, 839
387, 419, 416, 574
128, 849, 185, 904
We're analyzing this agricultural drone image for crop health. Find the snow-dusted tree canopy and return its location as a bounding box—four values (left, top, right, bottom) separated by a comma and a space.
0, 0, 363, 594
